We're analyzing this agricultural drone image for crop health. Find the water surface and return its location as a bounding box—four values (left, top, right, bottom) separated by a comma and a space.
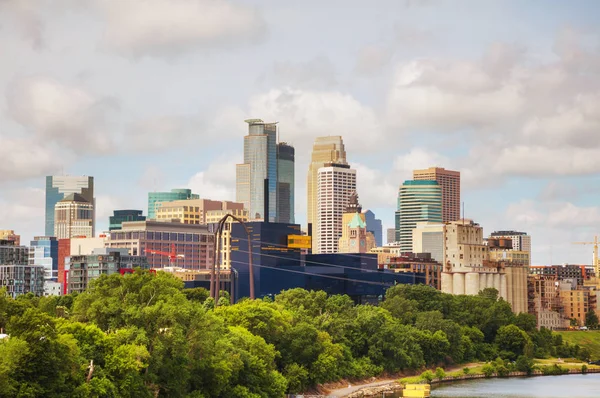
431, 374, 600, 398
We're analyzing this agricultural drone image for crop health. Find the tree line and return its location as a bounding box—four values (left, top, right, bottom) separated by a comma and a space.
0, 270, 591, 397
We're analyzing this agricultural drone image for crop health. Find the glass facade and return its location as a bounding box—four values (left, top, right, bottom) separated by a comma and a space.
277, 143, 295, 223
147, 189, 199, 219
363, 210, 383, 247
45, 176, 94, 236
29, 236, 59, 281
0, 264, 45, 298
109, 210, 146, 231
395, 180, 442, 252
236, 120, 280, 222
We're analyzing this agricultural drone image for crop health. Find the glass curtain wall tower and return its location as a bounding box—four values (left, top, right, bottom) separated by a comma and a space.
147, 189, 199, 220
236, 119, 279, 222
395, 180, 442, 252
277, 143, 295, 224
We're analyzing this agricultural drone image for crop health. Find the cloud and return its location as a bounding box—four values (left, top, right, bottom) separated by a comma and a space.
6, 76, 117, 153
186, 152, 241, 201
0, 137, 64, 181
0, 0, 45, 49
246, 87, 385, 156
93, 0, 267, 57
0, 187, 45, 244
271, 56, 338, 89
354, 45, 391, 75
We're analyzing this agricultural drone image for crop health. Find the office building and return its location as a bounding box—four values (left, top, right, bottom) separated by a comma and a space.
147, 189, 199, 220
277, 142, 295, 224
559, 282, 595, 327
386, 228, 396, 244
395, 180, 442, 252
307, 136, 347, 248
54, 193, 94, 239
413, 167, 460, 222
382, 253, 442, 290
338, 193, 376, 253
490, 231, 531, 265
0, 264, 45, 298
363, 210, 382, 247
236, 119, 278, 221
530, 265, 587, 287
107, 220, 214, 270
316, 163, 357, 254
29, 236, 58, 281
0, 230, 20, 246
225, 221, 423, 303
412, 222, 445, 263
155, 199, 245, 225
67, 248, 149, 294
109, 210, 146, 231
45, 176, 94, 236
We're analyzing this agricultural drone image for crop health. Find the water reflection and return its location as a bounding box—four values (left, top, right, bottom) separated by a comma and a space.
431, 374, 600, 398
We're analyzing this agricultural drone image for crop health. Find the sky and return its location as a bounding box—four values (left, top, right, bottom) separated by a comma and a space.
1, 0, 600, 265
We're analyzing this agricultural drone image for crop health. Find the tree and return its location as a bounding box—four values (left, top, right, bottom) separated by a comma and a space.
585, 310, 599, 329
435, 367, 446, 381
495, 325, 531, 360
515, 355, 534, 375
420, 370, 434, 383
183, 287, 210, 303
514, 313, 537, 333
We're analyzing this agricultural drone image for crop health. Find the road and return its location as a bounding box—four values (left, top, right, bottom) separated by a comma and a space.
327, 378, 398, 397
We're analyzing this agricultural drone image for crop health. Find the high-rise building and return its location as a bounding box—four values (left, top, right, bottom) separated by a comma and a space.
54, 193, 94, 239
147, 189, 199, 220
395, 180, 442, 252
338, 193, 376, 253
413, 167, 460, 222
155, 199, 245, 225
0, 264, 45, 298
316, 163, 356, 254
386, 228, 396, 244
109, 210, 146, 231
29, 236, 59, 281
236, 119, 278, 222
363, 210, 382, 247
412, 221, 445, 262
277, 142, 295, 224
490, 231, 531, 265
307, 136, 347, 249
45, 176, 94, 236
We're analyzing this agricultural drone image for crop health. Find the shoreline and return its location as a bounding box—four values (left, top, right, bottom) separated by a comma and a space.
340, 367, 600, 398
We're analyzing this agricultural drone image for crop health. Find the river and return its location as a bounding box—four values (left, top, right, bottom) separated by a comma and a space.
430, 374, 600, 397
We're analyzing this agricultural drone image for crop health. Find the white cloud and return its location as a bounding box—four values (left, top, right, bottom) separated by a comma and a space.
0, 187, 45, 244
0, 0, 45, 49
6, 76, 117, 152
186, 152, 241, 201
94, 0, 267, 57
354, 45, 391, 75
0, 137, 64, 181
271, 56, 338, 89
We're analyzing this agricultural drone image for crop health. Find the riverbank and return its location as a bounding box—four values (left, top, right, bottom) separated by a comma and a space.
333, 361, 600, 398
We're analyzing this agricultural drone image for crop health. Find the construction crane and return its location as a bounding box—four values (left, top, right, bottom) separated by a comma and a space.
572, 235, 599, 279
144, 243, 184, 267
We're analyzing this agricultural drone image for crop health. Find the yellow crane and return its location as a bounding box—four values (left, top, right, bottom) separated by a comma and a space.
572, 235, 599, 279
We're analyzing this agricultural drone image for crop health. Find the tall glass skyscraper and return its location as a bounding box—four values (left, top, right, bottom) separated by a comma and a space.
147, 189, 199, 219
45, 176, 94, 237
395, 180, 442, 252
236, 119, 279, 222
277, 143, 295, 224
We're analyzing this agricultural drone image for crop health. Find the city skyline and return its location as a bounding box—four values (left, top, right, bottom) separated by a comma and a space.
1, 1, 600, 265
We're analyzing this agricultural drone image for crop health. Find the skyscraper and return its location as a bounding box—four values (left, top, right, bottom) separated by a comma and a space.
277, 142, 295, 224
54, 193, 94, 239
307, 136, 347, 248
316, 162, 356, 254
147, 189, 199, 219
363, 210, 383, 247
395, 180, 442, 252
45, 176, 94, 236
413, 167, 460, 222
236, 119, 278, 221
109, 210, 146, 231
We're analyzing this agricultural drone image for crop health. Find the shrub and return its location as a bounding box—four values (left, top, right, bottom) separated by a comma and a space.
482, 364, 495, 378
463, 367, 470, 375
435, 367, 446, 381
420, 370, 434, 383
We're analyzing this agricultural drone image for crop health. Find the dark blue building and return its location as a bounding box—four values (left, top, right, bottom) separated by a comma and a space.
109, 210, 146, 231
227, 221, 425, 303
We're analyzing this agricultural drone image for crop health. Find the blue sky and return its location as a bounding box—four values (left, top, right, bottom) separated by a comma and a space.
1, 0, 599, 264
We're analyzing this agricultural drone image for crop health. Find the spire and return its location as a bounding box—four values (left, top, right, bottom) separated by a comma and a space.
346, 191, 362, 213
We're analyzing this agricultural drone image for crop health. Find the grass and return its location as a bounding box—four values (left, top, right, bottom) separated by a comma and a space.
557, 331, 600, 360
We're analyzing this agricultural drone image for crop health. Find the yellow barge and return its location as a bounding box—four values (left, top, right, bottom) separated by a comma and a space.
403, 383, 430, 397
